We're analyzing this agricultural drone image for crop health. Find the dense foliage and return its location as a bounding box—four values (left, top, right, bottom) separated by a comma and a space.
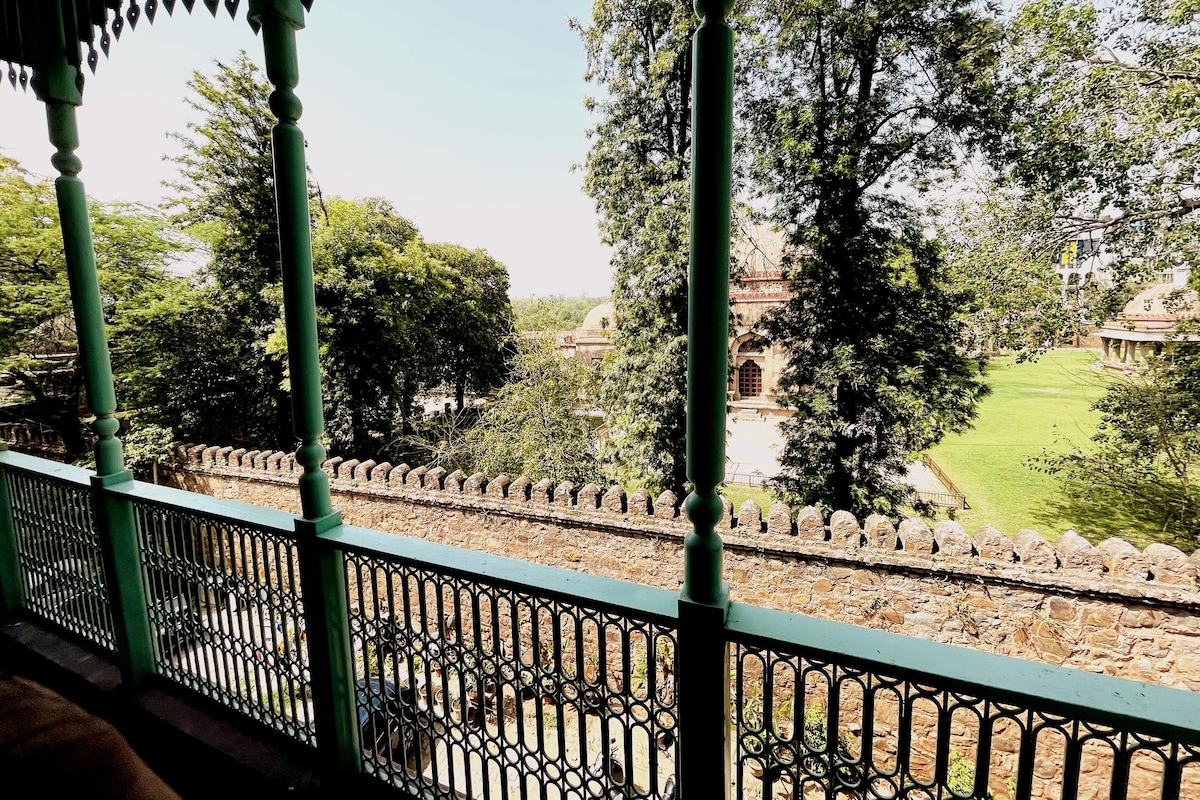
740, 0, 1000, 515
0, 155, 177, 458
511, 295, 607, 332
465, 336, 604, 486
119, 55, 513, 461
577, 0, 698, 494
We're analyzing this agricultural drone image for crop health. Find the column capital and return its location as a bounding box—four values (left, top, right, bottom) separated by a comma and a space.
248, 0, 307, 30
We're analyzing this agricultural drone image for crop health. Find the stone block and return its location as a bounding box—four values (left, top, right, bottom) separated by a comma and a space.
932, 520, 973, 557
767, 502, 793, 536
555, 481, 577, 507
738, 500, 763, 533
828, 510, 860, 547
243, 450, 262, 470
321, 456, 342, 480
353, 459, 375, 482
1013, 529, 1057, 571
796, 506, 825, 542
601, 486, 625, 513
897, 518, 934, 554
628, 488, 652, 516
1054, 530, 1105, 573
1097, 537, 1150, 580
407, 465, 428, 488
187, 444, 206, 465
390, 464, 411, 488
464, 472, 488, 495
337, 459, 359, 482
655, 490, 678, 519
973, 525, 1015, 563
721, 495, 734, 529
202, 446, 221, 466
424, 466, 447, 490
531, 478, 553, 504
487, 474, 512, 499
445, 469, 467, 492
230, 448, 247, 469
864, 515, 898, 550
369, 462, 392, 484
1143, 543, 1197, 586
507, 476, 532, 502
577, 483, 602, 510
216, 446, 234, 466
266, 451, 287, 471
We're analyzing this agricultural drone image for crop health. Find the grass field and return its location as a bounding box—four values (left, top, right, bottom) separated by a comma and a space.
721, 348, 1175, 544
925, 349, 1129, 542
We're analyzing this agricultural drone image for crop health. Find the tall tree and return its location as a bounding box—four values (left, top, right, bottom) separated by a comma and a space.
425, 242, 514, 412
577, 0, 698, 494
742, 0, 1002, 515
0, 155, 176, 457
465, 335, 604, 486
1004, 0, 1200, 302
162, 52, 293, 448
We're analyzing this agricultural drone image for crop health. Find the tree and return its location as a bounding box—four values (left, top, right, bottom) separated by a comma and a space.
0, 155, 176, 457
425, 242, 514, 412
741, 0, 1001, 515
511, 295, 608, 333
1003, 0, 1200, 302
161, 52, 293, 448
942, 186, 1080, 355
1032, 345, 1200, 548
466, 336, 603, 486
577, 0, 698, 495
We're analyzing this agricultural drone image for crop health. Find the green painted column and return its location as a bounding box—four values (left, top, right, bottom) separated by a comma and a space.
677, 1, 735, 798
249, 0, 358, 776
31, 2, 153, 686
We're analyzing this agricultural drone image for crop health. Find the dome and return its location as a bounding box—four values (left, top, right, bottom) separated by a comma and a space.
1119, 283, 1200, 321
579, 301, 616, 333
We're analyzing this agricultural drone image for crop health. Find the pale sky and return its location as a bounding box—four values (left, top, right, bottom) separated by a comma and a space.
0, 1, 613, 298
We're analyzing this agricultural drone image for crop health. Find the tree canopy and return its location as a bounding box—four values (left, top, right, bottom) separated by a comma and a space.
0, 155, 176, 457
740, 0, 1001, 515
577, 0, 699, 495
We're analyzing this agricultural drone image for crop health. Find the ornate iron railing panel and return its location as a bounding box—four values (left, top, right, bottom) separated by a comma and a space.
4, 462, 115, 651
727, 603, 1200, 800
329, 525, 680, 800
124, 483, 315, 746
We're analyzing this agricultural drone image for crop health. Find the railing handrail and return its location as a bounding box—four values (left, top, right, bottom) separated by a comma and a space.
325, 523, 680, 624
726, 600, 1200, 747
108, 477, 298, 536
0, 448, 93, 486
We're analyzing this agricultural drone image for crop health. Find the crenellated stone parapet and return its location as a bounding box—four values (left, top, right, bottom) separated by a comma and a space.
163, 443, 1200, 594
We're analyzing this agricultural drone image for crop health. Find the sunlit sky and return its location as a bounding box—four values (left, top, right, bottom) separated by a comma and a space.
0, 1, 612, 298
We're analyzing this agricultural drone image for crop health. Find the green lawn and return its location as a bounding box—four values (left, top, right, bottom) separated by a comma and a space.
926, 349, 1133, 542
721, 349, 1169, 544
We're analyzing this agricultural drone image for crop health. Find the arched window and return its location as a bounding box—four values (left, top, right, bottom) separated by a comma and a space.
738, 360, 763, 398
738, 337, 766, 354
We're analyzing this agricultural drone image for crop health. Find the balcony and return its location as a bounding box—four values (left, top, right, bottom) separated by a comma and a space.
2, 2, 1200, 798
3, 445, 1200, 799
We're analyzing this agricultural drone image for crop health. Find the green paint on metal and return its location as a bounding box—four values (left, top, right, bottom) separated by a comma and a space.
92, 476, 155, 684
297, 518, 360, 774
678, 3, 736, 797
0, 462, 26, 615
682, 0, 734, 607
254, 2, 334, 522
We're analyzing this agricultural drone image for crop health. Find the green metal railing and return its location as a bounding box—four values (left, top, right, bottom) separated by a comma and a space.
3, 448, 1200, 800
2, 457, 115, 651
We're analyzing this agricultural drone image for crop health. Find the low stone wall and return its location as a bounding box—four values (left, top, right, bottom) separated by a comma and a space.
165, 444, 1200, 698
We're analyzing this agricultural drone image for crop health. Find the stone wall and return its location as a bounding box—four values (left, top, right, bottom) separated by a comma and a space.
165, 443, 1200, 696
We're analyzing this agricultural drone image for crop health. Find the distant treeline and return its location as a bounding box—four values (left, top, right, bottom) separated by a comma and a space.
511, 295, 607, 333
